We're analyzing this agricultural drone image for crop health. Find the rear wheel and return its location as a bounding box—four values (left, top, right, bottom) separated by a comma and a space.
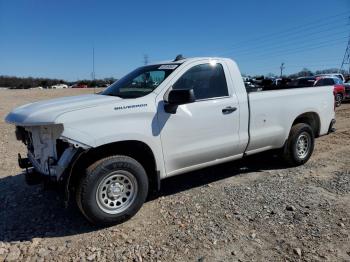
282, 123, 314, 166
76, 155, 149, 226
335, 93, 342, 107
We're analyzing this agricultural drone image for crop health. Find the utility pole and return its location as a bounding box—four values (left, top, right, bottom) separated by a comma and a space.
340, 17, 350, 76
143, 54, 149, 65
280, 62, 285, 78
92, 47, 96, 93
340, 34, 350, 75
92, 47, 95, 80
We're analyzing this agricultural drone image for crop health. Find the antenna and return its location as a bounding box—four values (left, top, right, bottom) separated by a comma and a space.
174, 54, 185, 62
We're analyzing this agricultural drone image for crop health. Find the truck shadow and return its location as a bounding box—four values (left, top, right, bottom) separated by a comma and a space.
0, 151, 285, 242
156, 152, 285, 198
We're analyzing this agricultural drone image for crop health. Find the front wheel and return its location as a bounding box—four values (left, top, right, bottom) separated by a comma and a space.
76, 155, 149, 226
282, 123, 314, 166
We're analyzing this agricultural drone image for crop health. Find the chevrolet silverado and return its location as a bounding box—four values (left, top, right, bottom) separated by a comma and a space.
5, 56, 336, 225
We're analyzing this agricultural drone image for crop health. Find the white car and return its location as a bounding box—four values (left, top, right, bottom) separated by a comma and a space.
50, 84, 69, 89
5, 56, 336, 225
315, 73, 345, 83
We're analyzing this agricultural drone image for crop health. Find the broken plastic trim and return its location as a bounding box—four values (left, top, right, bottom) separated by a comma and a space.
60, 136, 91, 149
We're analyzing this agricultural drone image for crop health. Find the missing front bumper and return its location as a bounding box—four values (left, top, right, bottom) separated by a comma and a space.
24, 168, 46, 185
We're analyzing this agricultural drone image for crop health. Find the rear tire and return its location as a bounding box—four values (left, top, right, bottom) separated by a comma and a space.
76, 155, 149, 226
282, 123, 314, 166
335, 93, 342, 107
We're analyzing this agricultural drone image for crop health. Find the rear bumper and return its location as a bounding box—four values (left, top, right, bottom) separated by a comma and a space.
328, 119, 336, 134
343, 85, 350, 98
344, 90, 350, 99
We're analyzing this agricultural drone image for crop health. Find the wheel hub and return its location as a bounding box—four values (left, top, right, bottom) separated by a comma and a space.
296, 133, 310, 159
95, 171, 138, 214
107, 182, 124, 199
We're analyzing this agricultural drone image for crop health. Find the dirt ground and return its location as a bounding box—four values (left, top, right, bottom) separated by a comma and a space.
0, 89, 349, 262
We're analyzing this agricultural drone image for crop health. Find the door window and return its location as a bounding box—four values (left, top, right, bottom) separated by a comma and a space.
173, 63, 229, 100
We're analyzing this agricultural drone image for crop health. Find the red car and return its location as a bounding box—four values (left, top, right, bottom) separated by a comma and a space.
314, 77, 345, 107
72, 83, 88, 88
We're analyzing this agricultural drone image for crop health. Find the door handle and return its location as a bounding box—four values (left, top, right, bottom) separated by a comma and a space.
222, 106, 237, 114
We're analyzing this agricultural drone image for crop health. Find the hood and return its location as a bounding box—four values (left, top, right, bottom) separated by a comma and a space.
5, 94, 120, 126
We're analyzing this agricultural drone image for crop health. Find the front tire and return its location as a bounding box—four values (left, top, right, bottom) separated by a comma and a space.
76, 155, 149, 226
282, 123, 314, 166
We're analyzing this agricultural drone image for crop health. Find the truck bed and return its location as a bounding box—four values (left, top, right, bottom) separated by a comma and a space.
245, 85, 335, 155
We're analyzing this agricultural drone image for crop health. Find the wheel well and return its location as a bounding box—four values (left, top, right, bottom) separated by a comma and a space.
292, 112, 320, 137
68, 140, 158, 193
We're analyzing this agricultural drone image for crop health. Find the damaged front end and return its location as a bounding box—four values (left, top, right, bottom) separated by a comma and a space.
15, 124, 88, 185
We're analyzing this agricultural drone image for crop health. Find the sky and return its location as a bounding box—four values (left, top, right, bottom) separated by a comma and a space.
0, 0, 349, 81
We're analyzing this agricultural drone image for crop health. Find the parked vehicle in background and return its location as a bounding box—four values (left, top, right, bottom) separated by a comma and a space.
243, 77, 260, 91
99, 83, 110, 88
274, 78, 283, 86
288, 76, 316, 88
5, 56, 336, 226
344, 79, 350, 101
72, 83, 88, 88
50, 84, 69, 89
314, 77, 345, 107
315, 73, 345, 83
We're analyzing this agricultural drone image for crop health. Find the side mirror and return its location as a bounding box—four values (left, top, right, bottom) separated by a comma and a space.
164, 88, 195, 113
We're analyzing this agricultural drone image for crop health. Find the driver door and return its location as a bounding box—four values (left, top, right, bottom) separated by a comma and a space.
157, 61, 241, 176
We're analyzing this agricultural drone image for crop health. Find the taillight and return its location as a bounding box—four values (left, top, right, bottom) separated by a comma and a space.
334, 84, 345, 93
333, 87, 336, 111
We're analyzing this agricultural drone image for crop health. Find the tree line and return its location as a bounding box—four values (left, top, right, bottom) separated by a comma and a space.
244, 68, 349, 80
0, 76, 118, 89
288, 68, 348, 79
1, 68, 349, 89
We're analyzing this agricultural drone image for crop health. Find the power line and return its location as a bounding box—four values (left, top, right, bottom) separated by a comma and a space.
250, 63, 341, 70
234, 38, 346, 61
243, 57, 342, 65
286, 63, 340, 68
150, 38, 344, 64
340, 37, 350, 74
150, 13, 350, 75
205, 12, 350, 56
339, 16, 350, 74
218, 27, 348, 56
227, 31, 348, 58
151, 13, 350, 63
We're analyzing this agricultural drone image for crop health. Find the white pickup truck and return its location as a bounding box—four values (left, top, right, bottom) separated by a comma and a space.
6, 56, 336, 225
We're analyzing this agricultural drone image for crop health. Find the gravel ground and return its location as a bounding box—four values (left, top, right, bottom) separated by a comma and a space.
0, 89, 349, 262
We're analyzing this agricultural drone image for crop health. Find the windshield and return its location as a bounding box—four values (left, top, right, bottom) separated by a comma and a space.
101, 64, 180, 98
